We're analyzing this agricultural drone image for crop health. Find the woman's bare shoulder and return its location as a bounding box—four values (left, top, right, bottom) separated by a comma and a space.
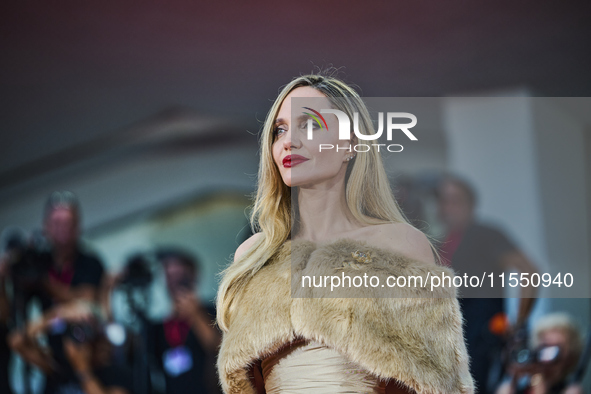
234, 232, 264, 262
367, 222, 436, 266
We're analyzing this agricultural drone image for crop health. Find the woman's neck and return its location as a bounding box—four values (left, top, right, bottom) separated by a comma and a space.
295, 179, 363, 242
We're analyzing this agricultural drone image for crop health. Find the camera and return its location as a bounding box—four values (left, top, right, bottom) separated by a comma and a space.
55, 312, 125, 346
506, 325, 563, 374
66, 321, 98, 344
119, 254, 153, 289
3, 229, 52, 293
511, 344, 561, 366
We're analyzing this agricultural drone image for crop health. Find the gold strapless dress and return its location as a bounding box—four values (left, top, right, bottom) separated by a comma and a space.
261, 339, 386, 394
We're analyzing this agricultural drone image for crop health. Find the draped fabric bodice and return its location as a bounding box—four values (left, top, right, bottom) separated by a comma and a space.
261, 338, 385, 394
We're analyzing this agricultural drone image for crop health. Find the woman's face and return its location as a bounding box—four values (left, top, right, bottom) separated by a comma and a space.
272, 86, 355, 188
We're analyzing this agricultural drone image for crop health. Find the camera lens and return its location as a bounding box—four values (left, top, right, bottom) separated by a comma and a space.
515, 348, 531, 364
71, 325, 86, 342
537, 345, 560, 363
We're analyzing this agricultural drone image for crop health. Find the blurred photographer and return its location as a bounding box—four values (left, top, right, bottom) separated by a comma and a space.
0, 250, 13, 393
39, 191, 104, 307
149, 249, 220, 394
8, 191, 106, 394
436, 174, 539, 393
12, 300, 132, 394
496, 312, 584, 394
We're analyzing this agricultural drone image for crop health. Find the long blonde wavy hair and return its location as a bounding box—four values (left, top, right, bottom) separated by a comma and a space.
216, 73, 441, 332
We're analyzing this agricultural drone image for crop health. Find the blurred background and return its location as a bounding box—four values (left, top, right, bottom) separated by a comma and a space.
0, 1, 590, 394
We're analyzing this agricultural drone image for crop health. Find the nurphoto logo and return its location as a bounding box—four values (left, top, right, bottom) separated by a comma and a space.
303, 108, 417, 153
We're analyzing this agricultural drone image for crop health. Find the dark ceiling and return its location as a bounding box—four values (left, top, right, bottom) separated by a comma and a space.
1, 1, 590, 178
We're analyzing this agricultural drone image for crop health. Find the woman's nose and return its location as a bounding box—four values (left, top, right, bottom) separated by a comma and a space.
284, 128, 301, 150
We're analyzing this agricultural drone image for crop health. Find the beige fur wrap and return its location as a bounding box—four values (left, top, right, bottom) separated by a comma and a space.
217, 238, 475, 394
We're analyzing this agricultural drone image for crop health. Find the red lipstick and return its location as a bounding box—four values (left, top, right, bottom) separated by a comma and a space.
283, 154, 308, 168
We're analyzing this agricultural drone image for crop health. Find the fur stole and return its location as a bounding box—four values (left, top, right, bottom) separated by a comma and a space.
217, 238, 475, 394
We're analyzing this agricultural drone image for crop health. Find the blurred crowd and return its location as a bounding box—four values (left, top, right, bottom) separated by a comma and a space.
1, 192, 221, 394
0, 174, 588, 394
396, 173, 588, 394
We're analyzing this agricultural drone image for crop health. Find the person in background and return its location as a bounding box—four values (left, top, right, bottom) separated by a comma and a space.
436, 174, 539, 394
0, 255, 13, 393
9, 191, 105, 394
39, 191, 104, 307
149, 248, 220, 394
496, 312, 585, 394
391, 174, 426, 231
14, 300, 133, 394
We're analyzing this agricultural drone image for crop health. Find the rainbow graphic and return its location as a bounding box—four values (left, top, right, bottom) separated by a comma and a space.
303, 107, 328, 130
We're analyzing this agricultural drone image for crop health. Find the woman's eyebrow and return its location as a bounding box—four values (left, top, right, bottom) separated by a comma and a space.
275, 114, 310, 124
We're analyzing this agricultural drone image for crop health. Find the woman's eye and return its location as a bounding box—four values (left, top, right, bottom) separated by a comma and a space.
300, 119, 320, 130
274, 127, 287, 137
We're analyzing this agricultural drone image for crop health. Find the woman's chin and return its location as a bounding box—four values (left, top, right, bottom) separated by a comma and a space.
287, 180, 314, 189
279, 174, 291, 187
283, 174, 311, 188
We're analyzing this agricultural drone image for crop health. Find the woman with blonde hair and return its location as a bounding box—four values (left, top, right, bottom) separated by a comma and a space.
216, 73, 474, 394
